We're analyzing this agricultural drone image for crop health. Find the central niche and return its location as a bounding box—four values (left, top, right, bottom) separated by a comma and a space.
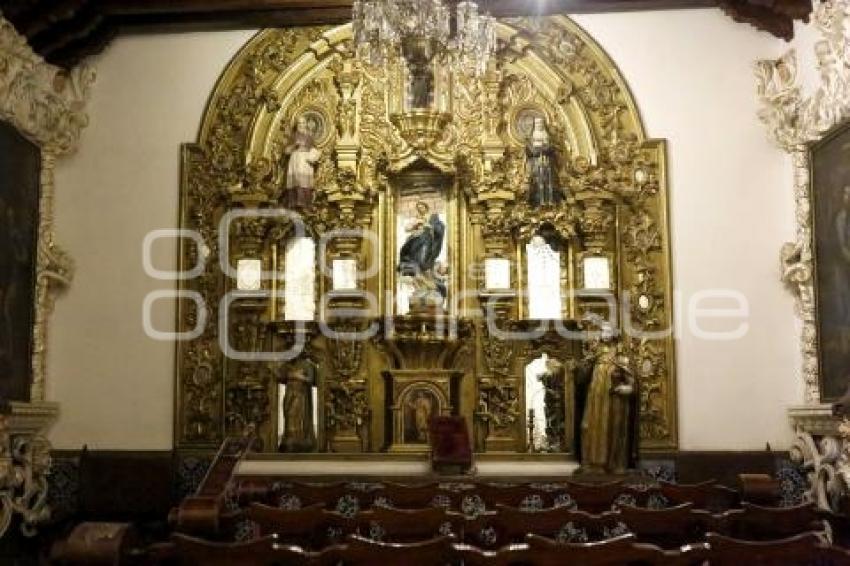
392, 163, 453, 316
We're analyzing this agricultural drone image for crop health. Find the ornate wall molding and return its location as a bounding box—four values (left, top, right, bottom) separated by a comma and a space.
0, 13, 94, 401
755, 0, 850, 511
0, 402, 58, 537
0, 13, 93, 537
756, 0, 850, 404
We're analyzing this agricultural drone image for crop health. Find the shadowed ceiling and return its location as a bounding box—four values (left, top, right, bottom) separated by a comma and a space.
0, 0, 812, 69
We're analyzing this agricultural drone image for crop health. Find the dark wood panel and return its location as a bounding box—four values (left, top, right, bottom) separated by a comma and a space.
718, 0, 813, 41
0, 0, 812, 69
672, 450, 780, 487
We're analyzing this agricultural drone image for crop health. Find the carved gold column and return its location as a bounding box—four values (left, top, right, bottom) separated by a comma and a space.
226, 200, 275, 446
574, 189, 617, 319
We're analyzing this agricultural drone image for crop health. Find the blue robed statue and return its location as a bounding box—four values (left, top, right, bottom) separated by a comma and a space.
397, 201, 447, 309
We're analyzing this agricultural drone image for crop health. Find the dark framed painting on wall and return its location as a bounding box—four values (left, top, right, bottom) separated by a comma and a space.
0, 120, 41, 403
811, 120, 850, 401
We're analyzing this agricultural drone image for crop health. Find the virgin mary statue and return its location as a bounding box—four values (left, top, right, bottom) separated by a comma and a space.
397, 201, 447, 310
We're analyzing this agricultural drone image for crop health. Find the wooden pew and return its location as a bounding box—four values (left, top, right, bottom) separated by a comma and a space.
706, 531, 850, 564
473, 483, 554, 509
240, 478, 752, 516
453, 542, 536, 566
354, 506, 464, 542
272, 482, 349, 510
565, 480, 645, 513
50, 522, 142, 566
170, 533, 309, 566
525, 533, 683, 566
316, 534, 458, 566
465, 505, 624, 548
245, 502, 357, 549
659, 480, 740, 512
245, 502, 335, 548
723, 502, 826, 541
377, 482, 441, 509
617, 503, 715, 548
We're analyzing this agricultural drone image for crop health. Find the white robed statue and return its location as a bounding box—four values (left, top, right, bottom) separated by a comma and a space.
284, 116, 322, 208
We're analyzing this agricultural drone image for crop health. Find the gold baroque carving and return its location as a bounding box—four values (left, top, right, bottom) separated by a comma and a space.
177, 17, 677, 452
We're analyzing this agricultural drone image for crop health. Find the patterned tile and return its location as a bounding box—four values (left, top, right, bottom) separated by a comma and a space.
639, 459, 676, 483
47, 456, 79, 522
175, 454, 213, 500
775, 456, 807, 507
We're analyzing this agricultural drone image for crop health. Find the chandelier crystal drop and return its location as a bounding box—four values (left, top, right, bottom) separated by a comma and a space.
352, 0, 496, 75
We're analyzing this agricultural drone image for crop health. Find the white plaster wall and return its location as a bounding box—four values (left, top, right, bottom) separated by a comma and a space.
48, 31, 256, 449
49, 10, 803, 450
573, 12, 802, 450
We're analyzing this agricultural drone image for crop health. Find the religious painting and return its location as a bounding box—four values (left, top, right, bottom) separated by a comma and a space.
394, 166, 450, 315
297, 108, 331, 147
811, 121, 850, 400
402, 386, 441, 444
0, 120, 41, 403
512, 106, 546, 144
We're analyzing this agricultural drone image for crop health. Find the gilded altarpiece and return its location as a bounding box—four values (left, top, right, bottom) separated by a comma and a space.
175, 16, 678, 457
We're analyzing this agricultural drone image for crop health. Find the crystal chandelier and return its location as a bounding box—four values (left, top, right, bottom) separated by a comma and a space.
352, 0, 496, 76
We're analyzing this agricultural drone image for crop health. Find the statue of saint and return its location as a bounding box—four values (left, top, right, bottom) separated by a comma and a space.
397, 201, 447, 311
409, 65, 434, 109
278, 359, 317, 452
408, 391, 434, 442
579, 343, 636, 474
284, 116, 322, 209
526, 118, 562, 207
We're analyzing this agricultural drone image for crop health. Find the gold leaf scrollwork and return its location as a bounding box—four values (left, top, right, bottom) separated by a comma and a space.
176, 16, 677, 452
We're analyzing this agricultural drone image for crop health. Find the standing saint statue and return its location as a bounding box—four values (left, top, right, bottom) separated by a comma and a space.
526, 118, 562, 207
284, 116, 322, 209
278, 358, 317, 453
409, 65, 434, 109
407, 391, 434, 442
397, 201, 447, 312
579, 342, 636, 474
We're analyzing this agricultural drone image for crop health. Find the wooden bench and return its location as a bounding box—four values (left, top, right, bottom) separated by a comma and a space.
706, 531, 850, 564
